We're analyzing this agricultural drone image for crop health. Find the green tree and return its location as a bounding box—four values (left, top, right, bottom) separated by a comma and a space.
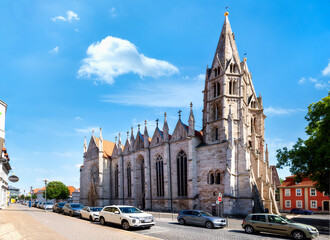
43, 181, 70, 201
276, 93, 330, 194
19, 194, 25, 200
32, 193, 37, 200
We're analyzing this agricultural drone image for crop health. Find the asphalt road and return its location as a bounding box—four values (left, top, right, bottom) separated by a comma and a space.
3, 205, 330, 240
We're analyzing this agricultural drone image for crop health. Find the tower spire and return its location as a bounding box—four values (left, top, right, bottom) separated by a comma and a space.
211, 11, 240, 75
83, 136, 87, 154
163, 112, 169, 142
188, 102, 195, 137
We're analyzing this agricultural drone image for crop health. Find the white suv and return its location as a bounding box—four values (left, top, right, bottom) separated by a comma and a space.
99, 205, 155, 230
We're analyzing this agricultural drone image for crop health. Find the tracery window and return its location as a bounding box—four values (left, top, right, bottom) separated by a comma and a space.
115, 164, 119, 198
155, 155, 164, 197
177, 150, 187, 197
127, 162, 132, 197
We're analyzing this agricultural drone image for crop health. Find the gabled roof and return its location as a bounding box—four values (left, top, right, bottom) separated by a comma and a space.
278, 176, 317, 188
94, 137, 116, 158
67, 186, 76, 195
182, 122, 203, 141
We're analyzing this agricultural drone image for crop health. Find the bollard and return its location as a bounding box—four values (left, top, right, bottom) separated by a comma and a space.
226, 217, 229, 228
159, 211, 160, 219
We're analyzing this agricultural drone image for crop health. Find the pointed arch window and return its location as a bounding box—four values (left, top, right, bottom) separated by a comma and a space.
156, 155, 164, 197
115, 164, 119, 198
208, 171, 214, 184
216, 172, 221, 184
217, 82, 221, 96
127, 162, 132, 197
213, 84, 216, 98
177, 150, 187, 197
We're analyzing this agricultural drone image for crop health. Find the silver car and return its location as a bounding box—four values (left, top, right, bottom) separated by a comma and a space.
79, 206, 103, 221
177, 210, 226, 229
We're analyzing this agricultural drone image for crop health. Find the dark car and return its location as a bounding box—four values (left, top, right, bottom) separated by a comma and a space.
290, 208, 313, 215
177, 210, 226, 229
63, 203, 84, 217
53, 202, 67, 213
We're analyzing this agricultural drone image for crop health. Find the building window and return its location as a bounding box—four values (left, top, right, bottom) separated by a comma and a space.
216, 82, 220, 96
208, 172, 214, 184
296, 200, 302, 208
323, 192, 329, 196
215, 172, 221, 184
285, 189, 290, 196
215, 128, 219, 141
156, 155, 164, 197
285, 200, 291, 208
213, 84, 216, 97
311, 200, 317, 209
115, 164, 119, 198
177, 150, 188, 197
127, 162, 132, 197
310, 188, 316, 196
296, 188, 302, 196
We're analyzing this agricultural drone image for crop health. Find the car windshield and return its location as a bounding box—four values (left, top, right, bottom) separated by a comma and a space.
119, 207, 142, 214
91, 207, 103, 212
200, 212, 213, 217
46, 202, 53, 205
71, 204, 83, 208
280, 216, 295, 223
59, 203, 66, 206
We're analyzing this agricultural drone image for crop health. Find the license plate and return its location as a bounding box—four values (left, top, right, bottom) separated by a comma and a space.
143, 219, 152, 223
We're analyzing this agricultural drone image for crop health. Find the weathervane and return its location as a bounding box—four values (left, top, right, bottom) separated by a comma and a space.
178, 110, 182, 120
156, 119, 159, 127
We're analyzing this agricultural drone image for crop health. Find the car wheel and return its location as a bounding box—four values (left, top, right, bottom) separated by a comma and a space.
121, 220, 130, 230
89, 216, 93, 221
244, 225, 254, 234
205, 221, 214, 229
178, 218, 185, 225
70, 211, 73, 217
79, 214, 82, 219
100, 217, 106, 225
291, 230, 305, 240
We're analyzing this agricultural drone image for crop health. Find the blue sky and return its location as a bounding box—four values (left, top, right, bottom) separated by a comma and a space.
1, 0, 329, 193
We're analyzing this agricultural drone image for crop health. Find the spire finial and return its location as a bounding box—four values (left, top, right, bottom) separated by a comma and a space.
127, 131, 129, 138
99, 127, 103, 139
178, 110, 182, 120
92, 129, 94, 137
164, 112, 167, 119
190, 102, 193, 109
138, 124, 140, 132
115, 136, 117, 143
156, 119, 159, 127
144, 120, 147, 127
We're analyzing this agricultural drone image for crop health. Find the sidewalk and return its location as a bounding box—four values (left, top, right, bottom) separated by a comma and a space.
0, 205, 65, 240
0, 205, 159, 240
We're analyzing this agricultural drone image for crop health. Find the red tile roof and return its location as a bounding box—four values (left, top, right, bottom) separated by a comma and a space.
94, 137, 116, 158
278, 175, 317, 188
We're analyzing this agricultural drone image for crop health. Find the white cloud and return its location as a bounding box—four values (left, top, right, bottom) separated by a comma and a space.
309, 77, 317, 83
264, 106, 305, 116
75, 116, 83, 121
298, 76, 329, 90
49, 46, 59, 54
51, 151, 80, 157
315, 82, 328, 90
110, 7, 117, 18
52, 10, 79, 22
322, 61, 330, 76
298, 77, 306, 84
74, 126, 100, 135
101, 74, 204, 108
78, 36, 179, 84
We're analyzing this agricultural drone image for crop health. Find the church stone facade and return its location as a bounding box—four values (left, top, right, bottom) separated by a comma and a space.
80, 13, 279, 215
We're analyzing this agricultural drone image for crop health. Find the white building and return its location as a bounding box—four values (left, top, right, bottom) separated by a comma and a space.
0, 100, 11, 208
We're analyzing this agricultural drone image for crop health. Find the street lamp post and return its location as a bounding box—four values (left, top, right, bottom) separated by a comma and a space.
30, 186, 33, 208
42, 179, 49, 211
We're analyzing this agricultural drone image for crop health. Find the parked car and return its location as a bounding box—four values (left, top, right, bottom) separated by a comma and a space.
53, 202, 66, 213
37, 202, 43, 208
242, 213, 319, 240
32, 201, 39, 207
80, 206, 103, 221
63, 203, 84, 217
43, 202, 54, 211
177, 210, 226, 229
290, 208, 313, 215
99, 205, 154, 230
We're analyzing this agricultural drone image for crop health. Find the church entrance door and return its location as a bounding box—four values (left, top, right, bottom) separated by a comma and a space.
136, 156, 146, 210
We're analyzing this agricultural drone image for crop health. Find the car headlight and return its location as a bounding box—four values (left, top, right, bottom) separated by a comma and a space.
129, 216, 140, 220
307, 227, 317, 232
93, 214, 98, 216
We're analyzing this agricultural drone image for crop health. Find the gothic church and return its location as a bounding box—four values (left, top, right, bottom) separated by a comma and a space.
80, 12, 279, 215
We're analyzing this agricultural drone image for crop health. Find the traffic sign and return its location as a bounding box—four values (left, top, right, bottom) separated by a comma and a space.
218, 196, 222, 202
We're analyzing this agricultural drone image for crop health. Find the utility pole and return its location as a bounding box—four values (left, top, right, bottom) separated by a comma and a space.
42, 179, 49, 211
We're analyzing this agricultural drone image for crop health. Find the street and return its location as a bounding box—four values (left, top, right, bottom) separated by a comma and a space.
1, 205, 329, 240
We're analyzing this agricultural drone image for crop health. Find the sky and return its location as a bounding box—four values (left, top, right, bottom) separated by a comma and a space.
1, 0, 329, 194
